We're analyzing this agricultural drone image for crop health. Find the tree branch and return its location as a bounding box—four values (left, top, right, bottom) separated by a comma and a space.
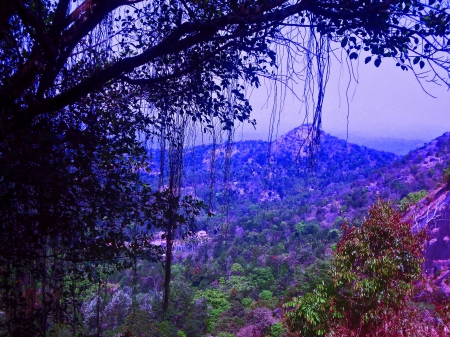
13, 0, 440, 121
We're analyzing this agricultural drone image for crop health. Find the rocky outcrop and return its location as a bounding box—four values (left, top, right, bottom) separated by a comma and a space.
403, 183, 450, 298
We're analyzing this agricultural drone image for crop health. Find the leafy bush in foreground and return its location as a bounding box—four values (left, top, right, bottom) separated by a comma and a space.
285, 201, 427, 336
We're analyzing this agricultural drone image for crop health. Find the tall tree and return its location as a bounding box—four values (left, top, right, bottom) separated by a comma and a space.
1, 1, 449, 127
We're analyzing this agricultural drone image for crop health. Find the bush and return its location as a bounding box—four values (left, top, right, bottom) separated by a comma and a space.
212, 316, 244, 336
285, 201, 427, 336
443, 167, 450, 183
327, 229, 341, 241
227, 276, 254, 294
251, 268, 274, 291
400, 189, 428, 211
246, 307, 276, 332
295, 221, 320, 238
195, 289, 230, 333
231, 263, 245, 275
259, 290, 273, 301
241, 297, 253, 308
122, 310, 155, 337
270, 322, 284, 337
236, 325, 260, 337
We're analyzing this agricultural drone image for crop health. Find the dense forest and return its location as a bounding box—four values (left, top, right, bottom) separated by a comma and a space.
72, 128, 450, 337
1, 0, 450, 336
3, 126, 450, 336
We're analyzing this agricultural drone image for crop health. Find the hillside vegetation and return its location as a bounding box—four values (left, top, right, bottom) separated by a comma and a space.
103, 127, 450, 336
4, 126, 450, 336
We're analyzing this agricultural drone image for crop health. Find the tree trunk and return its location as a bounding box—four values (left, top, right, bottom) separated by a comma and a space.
96, 280, 102, 337
162, 223, 174, 312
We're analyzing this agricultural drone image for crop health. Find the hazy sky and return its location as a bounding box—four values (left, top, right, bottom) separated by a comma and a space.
237, 57, 450, 143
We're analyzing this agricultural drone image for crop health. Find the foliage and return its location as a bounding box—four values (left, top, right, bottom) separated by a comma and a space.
284, 283, 337, 336
231, 263, 245, 275
226, 276, 254, 295
103, 287, 132, 330
333, 201, 426, 325
236, 325, 261, 337
259, 290, 273, 301
122, 309, 156, 337
443, 167, 450, 184
270, 322, 285, 337
212, 315, 244, 336
241, 298, 253, 308
195, 288, 231, 332
285, 201, 427, 336
245, 307, 277, 334
294, 259, 332, 295
400, 189, 428, 211
216, 333, 235, 337
295, 221, 320, 240
251, 268, 275, 291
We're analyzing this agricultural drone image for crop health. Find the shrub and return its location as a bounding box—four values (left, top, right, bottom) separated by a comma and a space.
285, 201, 427, 336
195, 289, 230, 333
443, 167, 450, 184
241, 297, 253, 308
236, 325, 260, 337
400, 189, 428, 211
270, 322, 284, 337
259, 290, 273, 301
295, 221, 320, 238
122, 310, 155, 337
231, 263, 245, 275
327, 229, 340, 241
246, 307, 276, 332
251, 268, 274, 291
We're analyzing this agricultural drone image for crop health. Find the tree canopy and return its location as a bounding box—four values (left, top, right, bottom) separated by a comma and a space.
2, 0, 450, 125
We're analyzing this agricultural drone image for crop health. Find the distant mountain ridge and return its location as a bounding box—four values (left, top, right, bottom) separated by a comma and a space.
142, 126, 450, 291
144, 125, 399, 226
144, 127, 450, 221
328, 131, 427, 155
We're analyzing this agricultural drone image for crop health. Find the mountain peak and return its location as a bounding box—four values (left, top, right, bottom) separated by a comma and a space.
272, 124, 323, 157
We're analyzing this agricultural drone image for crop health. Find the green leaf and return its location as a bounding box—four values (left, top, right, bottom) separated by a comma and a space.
413, 56, 420, 64
374, 58, 382, 67
341, 37, 348, 48
419, 60, 425, 69
349, 52, 358, 60
365, 56, 372, 64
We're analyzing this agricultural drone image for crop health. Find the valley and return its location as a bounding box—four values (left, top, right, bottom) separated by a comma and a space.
83, 125, 450, 337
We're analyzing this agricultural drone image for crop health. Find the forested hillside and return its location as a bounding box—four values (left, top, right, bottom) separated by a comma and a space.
144, 125, 398, 228
67, 126, 450, 337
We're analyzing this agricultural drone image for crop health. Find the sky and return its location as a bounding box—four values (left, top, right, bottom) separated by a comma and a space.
236, 56, 450, 147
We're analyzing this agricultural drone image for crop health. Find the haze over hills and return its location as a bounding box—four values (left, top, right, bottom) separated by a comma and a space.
213, 122, 433, 155
328, 132, 427, 155
146, 125, 398, 220
145, 126, 450, 228
145, 125, 450, 265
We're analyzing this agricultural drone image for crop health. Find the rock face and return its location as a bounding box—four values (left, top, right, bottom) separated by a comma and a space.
403, 183, 450, 297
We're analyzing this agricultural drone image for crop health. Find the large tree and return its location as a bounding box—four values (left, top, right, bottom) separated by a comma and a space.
0, 0, 449, 335
1, 0, 449, 124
